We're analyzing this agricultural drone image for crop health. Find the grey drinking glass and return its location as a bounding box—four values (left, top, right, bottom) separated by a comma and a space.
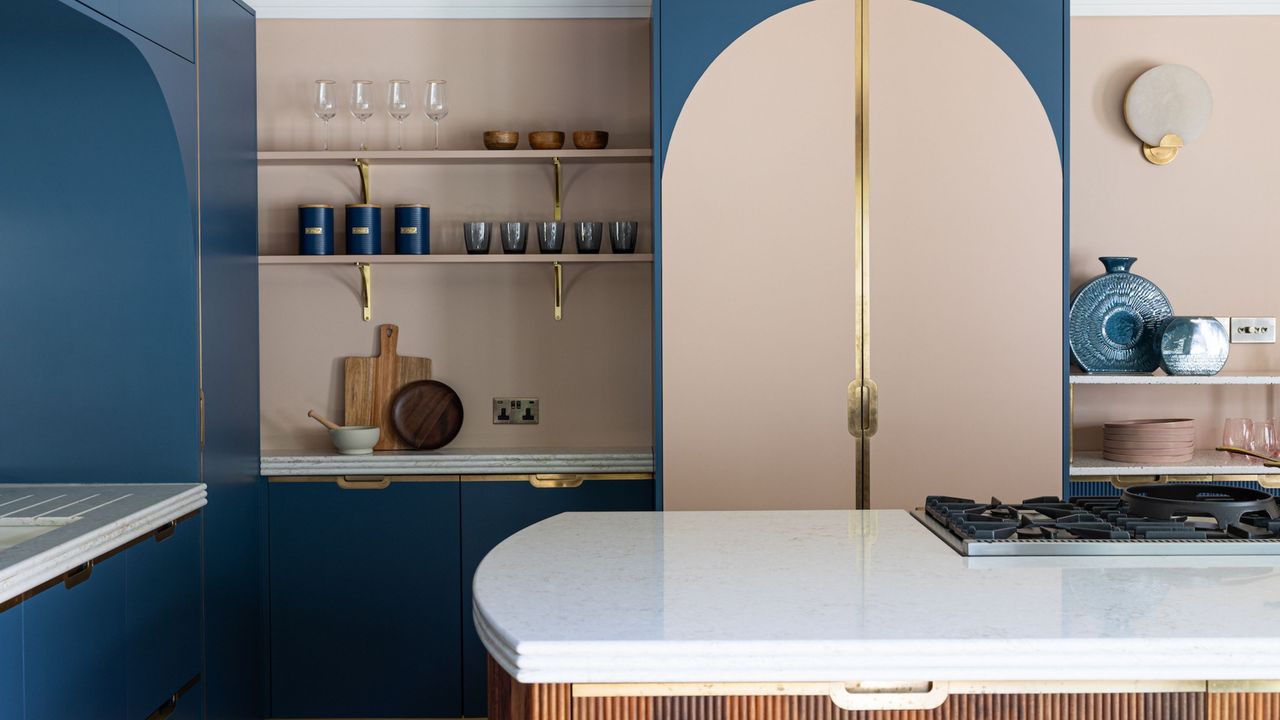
537, 222, 565, 253
462, 222, 491, 254
575, 222, 603, 254
609, 221, 638, 253
500, 222, 528, 254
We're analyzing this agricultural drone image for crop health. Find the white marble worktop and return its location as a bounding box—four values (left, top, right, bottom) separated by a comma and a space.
0, 484, 207, 604
260, 447, 654, 476
473, 510, 1280, 685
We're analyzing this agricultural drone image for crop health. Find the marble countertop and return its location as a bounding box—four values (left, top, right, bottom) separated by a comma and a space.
473, 510, 1280, 685
261, 447, 654, 476
0, 484, 207, 605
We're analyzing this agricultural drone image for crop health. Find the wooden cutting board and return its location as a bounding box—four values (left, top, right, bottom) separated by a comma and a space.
344, 324, 432, 450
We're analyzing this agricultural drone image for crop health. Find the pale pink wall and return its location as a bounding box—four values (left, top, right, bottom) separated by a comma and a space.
868, 0, 1063, 508
1071, 17, 1280, 452
257, 19, 654, 451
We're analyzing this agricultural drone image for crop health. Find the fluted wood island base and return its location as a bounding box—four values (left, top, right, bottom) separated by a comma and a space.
489, 661, 1280, 720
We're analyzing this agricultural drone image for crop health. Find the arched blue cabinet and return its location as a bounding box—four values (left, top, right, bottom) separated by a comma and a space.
653, 0, 1067, 507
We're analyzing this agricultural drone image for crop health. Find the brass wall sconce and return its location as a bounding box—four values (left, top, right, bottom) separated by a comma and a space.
1123, 64, 1212, 166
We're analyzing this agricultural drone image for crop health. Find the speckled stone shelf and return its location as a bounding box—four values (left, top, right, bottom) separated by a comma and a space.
1070, 372, 1280, 385
260, 447, 654, 476
1070, 450, 1280, 477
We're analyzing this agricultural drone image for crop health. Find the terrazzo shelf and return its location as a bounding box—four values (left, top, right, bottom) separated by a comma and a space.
0, 484, 207, 604
474, 510, 1280, 684
1070, 450, 1280, 477
260, 447, 654, 476
1069, 371, 1280, 385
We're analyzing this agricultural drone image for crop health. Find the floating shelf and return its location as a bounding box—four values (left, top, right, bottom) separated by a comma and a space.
1070, 371, 1280, 386
259, 254, 652, 265
1070, 449, 1280, 478
257, 149, 653, 164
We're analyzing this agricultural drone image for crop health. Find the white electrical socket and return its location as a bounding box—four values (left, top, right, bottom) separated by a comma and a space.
493, 398, 539, 424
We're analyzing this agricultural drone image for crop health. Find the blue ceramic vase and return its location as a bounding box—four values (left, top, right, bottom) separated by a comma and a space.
1158, 317, 1229, 376
1069, 257, 1173, 373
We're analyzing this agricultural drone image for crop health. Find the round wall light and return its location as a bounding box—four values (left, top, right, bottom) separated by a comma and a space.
1123, 64, 1213, 166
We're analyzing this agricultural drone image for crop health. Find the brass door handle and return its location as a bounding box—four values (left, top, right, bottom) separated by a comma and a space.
336, 476, 391, 490
63, 561, 94, 590
847, 379, 879, 438
530, 474, 584, 489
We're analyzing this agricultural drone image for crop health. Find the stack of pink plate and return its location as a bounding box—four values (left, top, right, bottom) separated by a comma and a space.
1102, 419, 1195, 463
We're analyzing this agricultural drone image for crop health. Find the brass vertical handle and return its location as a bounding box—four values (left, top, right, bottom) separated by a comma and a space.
847, 379, 879, 438
357, 263, 372, 321
553, 261, 563, 321
552, 157, 563, 222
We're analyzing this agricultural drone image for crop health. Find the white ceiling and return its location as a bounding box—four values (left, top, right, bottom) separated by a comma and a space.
241, 0, 1280, 19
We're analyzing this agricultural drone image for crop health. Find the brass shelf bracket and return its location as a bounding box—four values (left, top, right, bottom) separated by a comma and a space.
553, 261, 563, 321
552, 156, 563, 222
354, 158, 371, 204
357, 262, 372, 321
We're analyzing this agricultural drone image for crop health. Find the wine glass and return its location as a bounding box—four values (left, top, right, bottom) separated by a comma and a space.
350, 80, 375, 151
387, 80, 412, 151
313, 80, 336, 150
424, 80, 448, 150
1223, 418, 1256, 464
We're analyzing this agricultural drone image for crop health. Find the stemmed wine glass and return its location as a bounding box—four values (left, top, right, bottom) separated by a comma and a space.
424, 80, 448, 150
387, 80, 412, 151
350, 80, 375, 151
313, 80, 336, 151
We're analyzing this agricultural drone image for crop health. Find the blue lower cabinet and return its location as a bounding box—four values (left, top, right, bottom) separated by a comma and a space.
269, 478, 462, 718
0, 604, 21, 720
169, 680, 204, 720
126, 515, 203, 719
459, 476, 654, 717
24, 550, 129, 720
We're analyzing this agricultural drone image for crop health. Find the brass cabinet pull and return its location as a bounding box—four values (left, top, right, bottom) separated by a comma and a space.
847, 379, 879, 438
147, 695, 178, 720
828, 681, 948, 712
63, 562, 94, 590
154, 521, 177, 543
336, 475, 391, 490
530, 474, 584, 489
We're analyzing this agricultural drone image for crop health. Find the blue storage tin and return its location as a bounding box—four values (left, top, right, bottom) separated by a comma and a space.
394, 204, 430, 254
345, 204, 381, 255
297, 204, 334, 255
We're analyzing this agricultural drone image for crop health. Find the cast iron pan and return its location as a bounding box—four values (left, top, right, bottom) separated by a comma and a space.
390, 380, 464, 450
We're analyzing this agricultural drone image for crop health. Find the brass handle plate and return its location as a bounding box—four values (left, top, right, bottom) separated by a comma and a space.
154, 521, 177, 543
828, 682, 948, 712
64, 561, 94, 590
847, 379, 878, 438
337, 476, 391, 490
531, 474, 584, 489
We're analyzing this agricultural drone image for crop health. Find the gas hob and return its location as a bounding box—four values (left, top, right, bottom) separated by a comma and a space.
911, 484, 1280, 556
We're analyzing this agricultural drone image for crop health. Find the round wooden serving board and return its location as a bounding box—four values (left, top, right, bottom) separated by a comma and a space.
390, 380, 464, 450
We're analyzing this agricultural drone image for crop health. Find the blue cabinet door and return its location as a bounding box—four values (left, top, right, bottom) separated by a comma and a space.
0, 605, 21, 720
459, 477, 654, 717
169, 680, 204, 720
269, 479, 462, 718
126, 515, 203, 719
24, 551, 129, 720
118, 0, 194, 61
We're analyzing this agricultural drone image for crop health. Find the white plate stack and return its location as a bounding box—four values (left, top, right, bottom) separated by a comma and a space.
1102, 419, 1196, 464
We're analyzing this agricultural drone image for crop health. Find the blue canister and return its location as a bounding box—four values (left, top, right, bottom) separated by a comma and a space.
394, 204, 430, 255
298, 204, 334, 255
345, 204, 381, 255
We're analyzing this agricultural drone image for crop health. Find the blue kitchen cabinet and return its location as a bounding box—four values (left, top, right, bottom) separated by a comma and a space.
0, 605, 21, 720
23, 551, 129, 720
119, 0, 194, 61
169, 680, 205, 720
269, 479, 462, 718
126, 515, 203, 719
459, 476, 655, 717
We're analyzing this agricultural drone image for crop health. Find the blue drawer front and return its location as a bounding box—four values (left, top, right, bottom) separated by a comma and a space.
126, 515, 203, 719
269, 479, 462, 718
24, 551, 129, 720
0, 605, 21, 720
459, 478, 654, 717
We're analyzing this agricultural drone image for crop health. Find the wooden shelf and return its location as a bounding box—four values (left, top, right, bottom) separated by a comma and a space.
259, 254, 652, 265
258, 149, 653, 164
1070, 449, 1280, 477
1070, 371, 1280, 386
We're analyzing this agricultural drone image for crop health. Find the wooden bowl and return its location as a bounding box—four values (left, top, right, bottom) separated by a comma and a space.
572, 130, 609, 150
528, 131, 565, 150
483, 131, 519, 150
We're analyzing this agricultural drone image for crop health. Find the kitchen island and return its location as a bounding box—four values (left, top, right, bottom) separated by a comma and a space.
473, 510, 1280, 719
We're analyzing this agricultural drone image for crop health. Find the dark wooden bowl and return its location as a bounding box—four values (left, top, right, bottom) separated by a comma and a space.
391, 380, 464, 450
483, 130, 519, 150
572, 130, 609, 150
528, 131, 565, 150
